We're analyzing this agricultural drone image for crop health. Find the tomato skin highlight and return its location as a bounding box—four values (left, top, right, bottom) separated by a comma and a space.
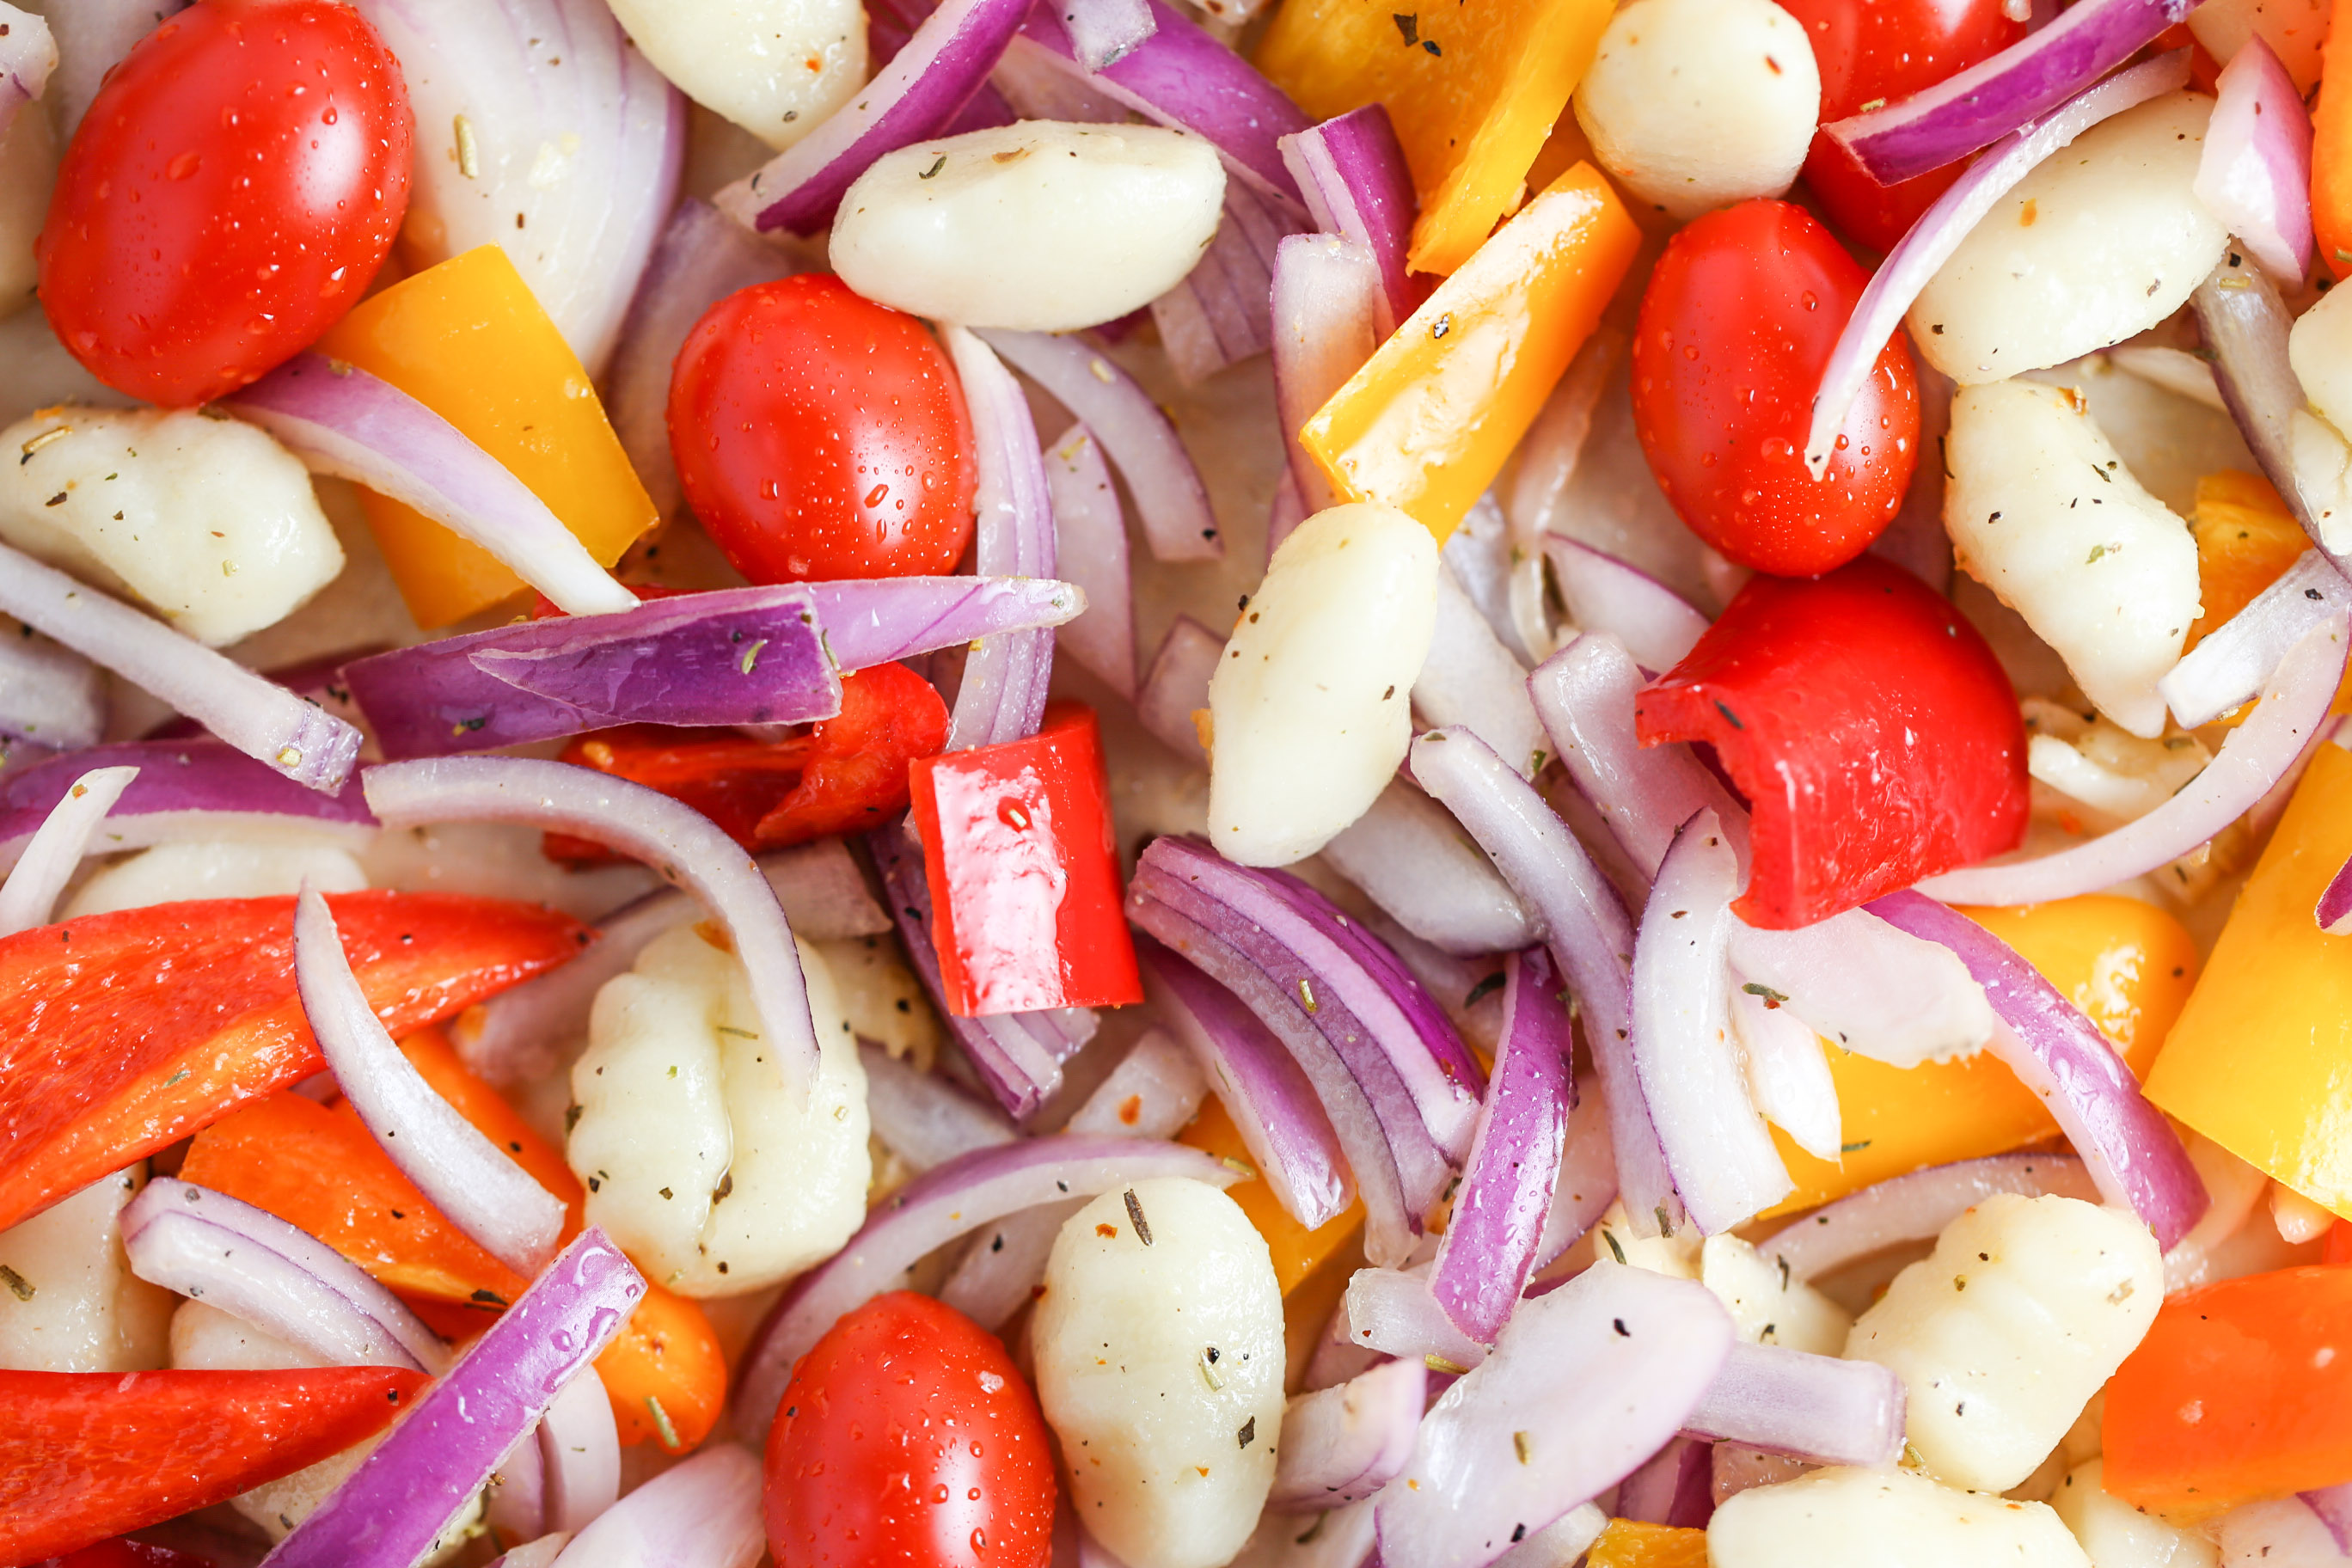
669, 275, 977, 585
763, 1291, 1057, 1568
38, 0, 413, 407
1631, 199, 1919, 577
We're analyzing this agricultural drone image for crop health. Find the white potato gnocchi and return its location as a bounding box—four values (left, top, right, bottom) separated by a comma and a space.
0, 406, 344, 646
1032, 1178, 1285, 1568
1908, 94, 2229, 384
0, 1166, 173, 1373
1843, 1195, 2163, 1494
605, 0, 864, 150
1571, 0, 1819, 221
64, 838, 371, 919
1709, 1465, 2094, 1568
569, 924, 869, 1297
2287, 283, 2352, 554
830, 122, 1226, 332
1944, 381, 2202, 738
2051, 1459, 2220, 1568
1208, 502, 1438, 867
1700, 1233, 1851, 1356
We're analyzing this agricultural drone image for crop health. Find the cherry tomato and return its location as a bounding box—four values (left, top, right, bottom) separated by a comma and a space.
669, 275, 977, 584
38, 0, 412, 407
764, 1291, 1056, 1568
1778, 0, 2024, 253
1631, 199, 1919, 577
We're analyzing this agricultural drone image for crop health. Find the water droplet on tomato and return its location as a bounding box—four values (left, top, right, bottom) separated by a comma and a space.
322, 105, 338, 125
165, 150, 201, 181
864, 482, 889, 507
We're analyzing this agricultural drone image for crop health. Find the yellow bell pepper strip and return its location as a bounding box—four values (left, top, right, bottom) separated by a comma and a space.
315, 245, 656, 628
1297, 162, 1638, 544
1179, 1094, 1363, 1295
1256, 0, 1614, 275
1768, 895, 2198, 1215
1584, 1520, 1710, 1568
2147, 742, 2352, 1216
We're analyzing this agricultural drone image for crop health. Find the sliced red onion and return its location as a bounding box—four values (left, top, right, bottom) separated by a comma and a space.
860, 1040, 1020, 1170
546, 1443, 763, 1568
1430, 949, 1571, 1344
121, 1178, 447, 1373
0, 541, 362, 792
0, 627, 102, 752
1342, 1267, 1491, 1370
1060, 0, 1154, 70
1060, 1026, 1210, 1138
1136, 616, 1222, 764
1268, 469, 1309, 565
1418, 567, 1546, 779
942, 327, 1057, 750
1684, 1343, 1906, 1468
0, 1, 54, 147
812, 575, 1087, 671
1271, 233, 1381, 513
2197, 37, 2313, 285
1375, 1262, 1735, 1568
1804, 50, 2190, 477
1729, 981, 1841, 1163
1277, 107, 1418, 335
1918, 618, 2349, 906
295, 885, 567, 1275
2196, 248, 2330, 546
1821, 0, 2196, 185
1867, 891, 2207, 1248
1534, 1072, 1617, 1268
603, 199, 796, 520
364, 756, 822, 1096
733, 1135, 1239, 1435
1320, 780, 1536, 959
1153, 185, 1292, 383
1406, 726, 1683, 1240
1543, 541, 1711, 673
224, 355, 637, 617
1044, 422, 1136, 700
1269, 1357, 1427, 1512
264, 1228, 645, 1568
2318, 848, 2352, 933
981, 330, 1221, 564
1757, 1153, 2097, 1281
715, 0, 1032, 236
937, 1198, 1081, 1330
2304, 1486, 2352, 1555
0, 763, 136, 936
491, 1535, 572, 1568
1139, 935, 1354, 1228
2160, 549, 2348, 727
487, 1364, 621, 1540
1617, 1437, 1716, 1529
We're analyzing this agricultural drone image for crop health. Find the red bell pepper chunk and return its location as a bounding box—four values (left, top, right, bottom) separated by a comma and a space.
910, 702, 1144, 1017
0, 1367, 429, 1562
0, 891, 589, 1236
40, 1540, 212, 1568
1633, 557, 2026, 928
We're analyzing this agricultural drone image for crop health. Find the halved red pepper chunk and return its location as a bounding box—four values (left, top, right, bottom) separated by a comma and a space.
1633, 557, 2027, 928
0, 891, 589, 1235
0, 1367, 428, 1563
910, 702, 1143, 1017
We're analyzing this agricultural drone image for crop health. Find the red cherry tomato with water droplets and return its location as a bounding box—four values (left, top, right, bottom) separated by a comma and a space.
669, 275, 977, 585
38, 0, 412, 407
763, 1291, 1057, 1568
1632, 199, 1920, 578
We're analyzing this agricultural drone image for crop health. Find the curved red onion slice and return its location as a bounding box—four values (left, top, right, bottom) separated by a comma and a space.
2163, 550, 2349, 729
2198, 38, 2314, 284
1152, 183, 1297, 383
1821, 0, 2195, 184
1804, 50, 2190, 476
1136, 616, 1222, 764
1419, 568, 1546, 779
1061, 1027, 1209, 1139
489, 1536, 572, 1568
0, 541, 362, 793
0, 2, 55, 144
1271, 233, 1381, 515
860, 1040, 1020, 1171
2302, 1485, 2352, 1555
1685, 1343, 1906, 1468
977, 329, 1222, 564
1278, 107, 1419, 335
1407, 726, 1683, 1240
1617, 1437, 1715, 1529
486, 1364, 620, 1541
1730, 981, 1841, 1162
1343, 1267, 1490, 1370
2196, 248, 2331, 546
1544, 541, 1711, 672
224, 355, 637, 616
1375, 1263, 1735, 1568
942, 327, 1057, 750
938, 1199, 1082, 1330
716, 0, 1032, 236
295, 886, 566, 1275
1061, 0, 1155, 70
364, 756, 822, 1096
0, 629, 102, 752
549, 1443, 763, 1568
1535, 1072, 1616, 1268
1918, 617, 2349, 906
2319, 849, 2352, 934
1758, 1152, 2096, 1281
264, 1228, 645, 1568
1430, 949, 1571, 1344
1043, 422, 1136, 700
1140, 936, 1354, 1228
0, 763, 136, 936
1270, 1358, 1428, 1512
734, 1136, 1240, 1436
121, 1178, 446, 1373
1321, 780, 1536, 959
808, 575, 1087, 670
1867, 891, 2207, 1247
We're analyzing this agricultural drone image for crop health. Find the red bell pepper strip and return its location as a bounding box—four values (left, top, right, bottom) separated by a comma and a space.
545, 661, 950, 861
1633, 557, 2027, 928
909, 701, 1144, 1017
0, 1367, 428, 1562
41, 1540, 213, 1568
0, 891, 589, 1236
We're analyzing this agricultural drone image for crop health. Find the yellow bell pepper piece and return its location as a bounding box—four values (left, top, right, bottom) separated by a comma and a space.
316, 245, 655, 629
1298, 162, 1637, 544
2147, 742, 2352, 1216
1179, 1095, 1363, 1295
1584, 1520, 1709, 1568
2180, 470, 2352, 725
1768, 896, 2198, 1216
1256, 0, 1613, 275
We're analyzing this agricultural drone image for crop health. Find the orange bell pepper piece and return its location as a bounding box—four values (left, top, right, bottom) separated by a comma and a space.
315, 245, 656, 628
597, 1279, 728, 1452
1299, 162, 1638, 543
2180, 471, 2352, 724
1256, 0, 1614, 275
1179, 1095, 1363, 1296
1584, 1520, 1710, 1568
2315, 5, 2352, 280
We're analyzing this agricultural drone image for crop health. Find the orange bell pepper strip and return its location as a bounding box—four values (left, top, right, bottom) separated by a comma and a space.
0, 1366, 427, 1563
597, 1280, 729, 1453
1256, 0, 1614, 275
315, 244, 657, 629
0, 891, 588, 1238
1179, 1095, 1363, 1296
2315, 5, 2352, 280
1298, 162, 1638, 544
2104, 1265, 2352, 1516
2180, 471, 2352, 723
1584, 1520, 1710, 1568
